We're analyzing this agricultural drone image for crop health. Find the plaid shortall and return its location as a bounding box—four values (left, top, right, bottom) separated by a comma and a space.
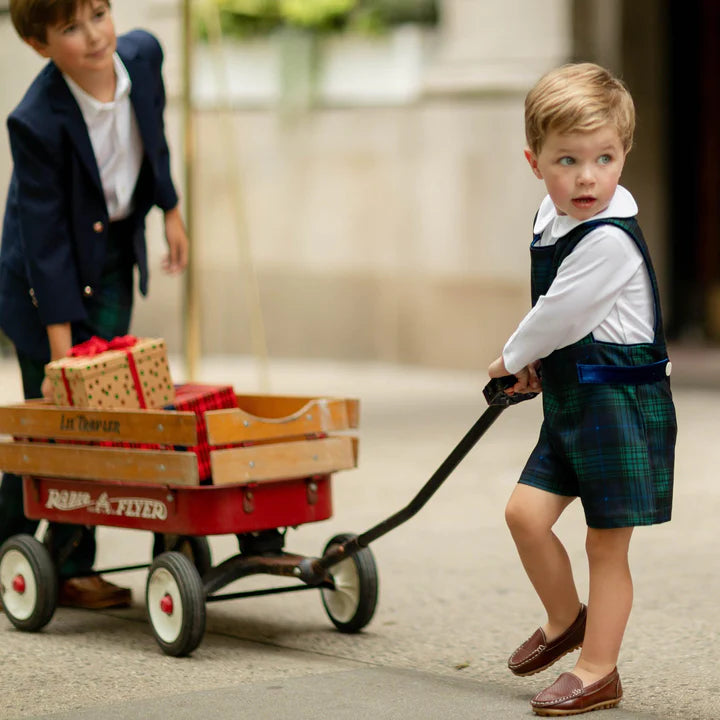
519, 218, 677, 528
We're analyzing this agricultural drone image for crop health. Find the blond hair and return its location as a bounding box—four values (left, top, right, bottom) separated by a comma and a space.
524, 63, 635, 156
10, 0, 110, 43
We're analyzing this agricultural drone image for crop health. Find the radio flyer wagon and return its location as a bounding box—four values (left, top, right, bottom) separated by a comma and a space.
0, 377, 530, 656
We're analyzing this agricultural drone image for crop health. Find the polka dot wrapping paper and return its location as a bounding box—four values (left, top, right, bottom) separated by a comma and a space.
45, 337, 175, 409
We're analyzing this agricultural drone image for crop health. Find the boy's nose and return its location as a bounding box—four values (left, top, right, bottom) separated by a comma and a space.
577, 165, 595, 184
84, 22, 101, 43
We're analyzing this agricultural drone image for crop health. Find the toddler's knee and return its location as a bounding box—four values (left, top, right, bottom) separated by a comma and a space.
505, 498, 537, 538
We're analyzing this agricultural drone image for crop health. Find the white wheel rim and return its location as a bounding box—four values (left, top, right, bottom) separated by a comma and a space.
147, 567, 183, 643
322, 555, 360, 623
0, 549, 39, 621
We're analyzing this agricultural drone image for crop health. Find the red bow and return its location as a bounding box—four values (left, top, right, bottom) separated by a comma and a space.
67, 335, 138, 358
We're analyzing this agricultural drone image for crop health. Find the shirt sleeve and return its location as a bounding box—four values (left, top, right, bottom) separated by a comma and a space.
502, 227, 644, 375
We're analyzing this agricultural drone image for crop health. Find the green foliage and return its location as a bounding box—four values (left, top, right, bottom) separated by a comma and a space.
196, 0, 438, 38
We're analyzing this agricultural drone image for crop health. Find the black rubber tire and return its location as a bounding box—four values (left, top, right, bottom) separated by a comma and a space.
0, 534, 58, 632
146, 551, 206, 657
153, 534, 212, 578
320, 533, 378, 633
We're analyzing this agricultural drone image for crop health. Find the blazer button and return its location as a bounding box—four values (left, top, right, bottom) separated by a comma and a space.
93, 221, 104, 233
83, 285, 94, 297
29, 287, 39, 308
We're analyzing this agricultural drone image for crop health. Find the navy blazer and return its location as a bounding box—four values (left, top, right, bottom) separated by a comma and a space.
0, 30, 178, 362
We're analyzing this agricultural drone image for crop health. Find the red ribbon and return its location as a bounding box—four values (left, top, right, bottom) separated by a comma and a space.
62, 335, 146, 408
67, 335, 138, 357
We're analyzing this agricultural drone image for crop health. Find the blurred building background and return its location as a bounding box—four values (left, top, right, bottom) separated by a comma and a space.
0, 0, 718, 373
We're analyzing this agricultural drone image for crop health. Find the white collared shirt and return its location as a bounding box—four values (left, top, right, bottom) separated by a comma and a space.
502, 186, 655, 375
64, 53, 144, 221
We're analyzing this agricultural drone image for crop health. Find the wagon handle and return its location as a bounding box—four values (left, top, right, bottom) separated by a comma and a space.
297, 376, 537, 583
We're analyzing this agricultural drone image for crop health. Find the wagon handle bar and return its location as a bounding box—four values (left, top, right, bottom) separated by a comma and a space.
298, 376, 537, 583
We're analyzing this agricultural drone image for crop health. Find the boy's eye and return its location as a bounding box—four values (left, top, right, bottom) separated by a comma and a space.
598, 154, 612, 165
61, 23, 78, 34
558, 157, 574, 166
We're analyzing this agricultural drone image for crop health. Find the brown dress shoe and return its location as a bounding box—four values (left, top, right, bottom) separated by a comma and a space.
508, 604, 587, 676
59, 576, 131, 609
530, 667, 622, 716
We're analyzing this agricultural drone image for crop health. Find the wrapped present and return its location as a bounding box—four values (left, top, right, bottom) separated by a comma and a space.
45, 336, 175, 410
165, 383, 239, 482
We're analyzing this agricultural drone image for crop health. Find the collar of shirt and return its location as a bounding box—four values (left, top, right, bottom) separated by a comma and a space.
63, 53, 132, 118
533, 185, 639, 239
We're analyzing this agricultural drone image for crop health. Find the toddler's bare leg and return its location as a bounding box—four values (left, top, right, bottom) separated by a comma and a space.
505, 484, 581, 638
571, 526, 634, 685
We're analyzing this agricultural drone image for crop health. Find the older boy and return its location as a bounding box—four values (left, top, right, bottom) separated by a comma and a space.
0, 0, 188, 609
489, 63, 676, 715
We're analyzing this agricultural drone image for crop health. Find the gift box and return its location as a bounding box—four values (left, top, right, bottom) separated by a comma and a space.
45, 336, 175, 410
165, 383, 239, 482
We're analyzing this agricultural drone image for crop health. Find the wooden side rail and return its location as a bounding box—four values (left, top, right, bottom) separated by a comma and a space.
0, 442, 200, 486
0, 403, 198, 445
206, 397, 359, 444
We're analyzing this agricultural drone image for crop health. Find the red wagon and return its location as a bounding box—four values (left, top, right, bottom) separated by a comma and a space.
0, 390, 378, 656
0, 376, 531, 657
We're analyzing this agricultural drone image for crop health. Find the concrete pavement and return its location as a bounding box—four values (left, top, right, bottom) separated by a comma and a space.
0, 355, 718, 719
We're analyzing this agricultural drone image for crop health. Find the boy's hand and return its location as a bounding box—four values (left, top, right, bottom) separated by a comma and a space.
513, 361, 542, 394
41, 376, 54, 402
488, 357, 542, 395
162, 206, 189, 274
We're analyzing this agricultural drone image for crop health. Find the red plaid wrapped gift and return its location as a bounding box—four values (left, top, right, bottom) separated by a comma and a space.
164, 383, 239, 482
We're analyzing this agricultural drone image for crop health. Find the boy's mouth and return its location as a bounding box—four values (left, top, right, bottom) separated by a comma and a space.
572, 196, 596, 208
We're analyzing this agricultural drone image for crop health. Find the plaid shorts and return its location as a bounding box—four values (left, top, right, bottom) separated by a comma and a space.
519, 343, 677, 529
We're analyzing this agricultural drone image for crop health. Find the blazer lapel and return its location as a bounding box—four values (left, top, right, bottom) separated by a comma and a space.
46, 66, 103, 192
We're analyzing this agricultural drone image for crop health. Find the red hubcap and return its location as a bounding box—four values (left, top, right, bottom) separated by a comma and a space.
12, 574, 26, 594
160, 593, 174, 615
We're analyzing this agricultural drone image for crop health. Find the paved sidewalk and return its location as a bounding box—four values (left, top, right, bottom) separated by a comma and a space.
0, 354, 718, 719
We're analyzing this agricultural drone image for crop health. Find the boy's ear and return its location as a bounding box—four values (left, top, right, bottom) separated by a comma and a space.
524, 148, 543, 179
25, 37, 51, 58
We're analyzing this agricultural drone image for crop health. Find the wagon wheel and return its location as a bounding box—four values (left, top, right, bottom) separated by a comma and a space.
0, 534, 58, 632
146, 551, 206, 657
152, 534, 212, 577
320, 533, 378, 633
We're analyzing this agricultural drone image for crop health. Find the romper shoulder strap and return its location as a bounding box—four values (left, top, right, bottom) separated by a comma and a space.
553, 217, 666, 343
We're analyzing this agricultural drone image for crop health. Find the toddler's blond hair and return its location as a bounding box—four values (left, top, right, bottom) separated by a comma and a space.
525, 63, 635, 156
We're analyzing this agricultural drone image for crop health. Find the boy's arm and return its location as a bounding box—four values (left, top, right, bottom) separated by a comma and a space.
502, 228, 644, 374
41, 322, 73, 400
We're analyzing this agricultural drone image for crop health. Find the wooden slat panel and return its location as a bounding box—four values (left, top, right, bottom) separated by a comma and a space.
0, 404, 198, 444
206, 397, 359, 444
0, 442, 199, 486
233, 394, 360, 423
210, 436, 357, 486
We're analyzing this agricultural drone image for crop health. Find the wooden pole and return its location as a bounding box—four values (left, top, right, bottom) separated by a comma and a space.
181, 0, 200, 380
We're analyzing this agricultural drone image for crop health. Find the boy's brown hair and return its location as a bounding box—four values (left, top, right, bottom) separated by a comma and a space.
10, 0, 110, 43
524, 62, 635, 156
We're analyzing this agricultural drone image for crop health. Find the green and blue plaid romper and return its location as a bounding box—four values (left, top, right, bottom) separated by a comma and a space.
518, 217, 677, 528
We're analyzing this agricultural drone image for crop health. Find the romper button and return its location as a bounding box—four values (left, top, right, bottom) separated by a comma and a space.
29, 287, 38, 307
665, 361, 672, 377
93, 221, 104, 233
83, 285, 93, 297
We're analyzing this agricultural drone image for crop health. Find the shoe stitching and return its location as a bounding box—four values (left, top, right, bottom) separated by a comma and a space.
532, 674, 618, 707
510, 642, 546, 666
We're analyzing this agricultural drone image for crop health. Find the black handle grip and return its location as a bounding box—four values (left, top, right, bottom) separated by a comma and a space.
483, 375, 539, 407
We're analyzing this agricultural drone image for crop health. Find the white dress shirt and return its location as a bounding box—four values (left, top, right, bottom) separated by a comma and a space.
64, 53, 144, 221
502, 186, 655, 375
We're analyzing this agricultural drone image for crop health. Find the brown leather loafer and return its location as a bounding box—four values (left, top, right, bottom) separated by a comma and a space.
508, 604, 586, 676
531, 667, 622, 716
59, 576, 131, 609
